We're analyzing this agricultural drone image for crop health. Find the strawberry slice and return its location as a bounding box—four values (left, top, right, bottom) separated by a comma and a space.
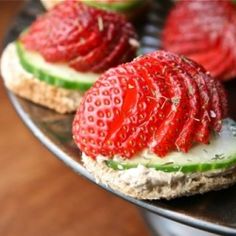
132, 57, 171, 126
164, 41, 211, 56
21, 1, 138, 73
73, 51, 227, 159
23, 2, 95, 60
149, 52, 200, 153
45, 29, 102, 61
130, 57, 172, 154
108, 68, 156, 157
215, 80, 228, 118
189, 38, 233, 81
207, 78, 223, 132
150, 65, 189, 156
69, 34, 109, 72
163, 0, 236, 81
189, 42, 222, 67
208, 49, 232, 79
180, 60, 212, 144
92, 32, 133, 72
174, 72, 199, 152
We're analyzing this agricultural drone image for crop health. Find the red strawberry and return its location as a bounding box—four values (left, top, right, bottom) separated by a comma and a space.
21, 1, 138, 73
177, 58, 212, 144
73, 50, 228, 159
162, 0, 236, 81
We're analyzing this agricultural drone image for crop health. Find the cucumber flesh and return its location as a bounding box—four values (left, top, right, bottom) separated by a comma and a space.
81, 0, 143, 12
16, 42, 99, 91
106, 119, 236, 173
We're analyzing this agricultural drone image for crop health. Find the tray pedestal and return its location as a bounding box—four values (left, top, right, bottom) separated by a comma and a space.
142, 210, 218, 236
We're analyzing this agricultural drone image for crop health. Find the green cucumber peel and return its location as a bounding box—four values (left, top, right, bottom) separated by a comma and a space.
105, 119, 236, 173
81, 0, 143, 12
106, 155, 236, 173
16, 42, 99, 91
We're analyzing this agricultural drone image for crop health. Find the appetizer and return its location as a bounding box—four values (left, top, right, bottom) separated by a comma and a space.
1, 1, 138, 113
72, 50, 236, 200
41, 0, 148, 19
162, 0, 236, 81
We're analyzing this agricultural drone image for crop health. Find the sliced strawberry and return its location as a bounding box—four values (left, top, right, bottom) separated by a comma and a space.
189, 41, 222, 67
178, 59, 211, 144
69, 31, 109, 72
23, 2, 95, 60
163, 0, 236, 81
132, 57, 172, 139
92, 34, 130, 72
135, 52, 190, 155
208, 49, 232, 79
149, 52, 200, 152
73, 72, 124, 157
215, 80, 228, 119
205, 77, 222, 132
21, 1, 138, 73
188, 36, 233, 81
163, 33, 206, 47
223, 62, 236, 81
73, 51, 228, 159
110, 69, 155, 156
43, 28, 101, 61
133, 56, 171, 123
69, 12, 117, 72
182, 59, 224, 136
91, 14, 138, 71
165, 41, 211, 56
174, 72, 199, 152
150, 65, 188, 156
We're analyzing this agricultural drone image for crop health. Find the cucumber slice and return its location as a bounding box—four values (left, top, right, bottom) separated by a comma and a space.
81, 0, 143, 12
106, 119, 236, 173
16, 42, 99, 91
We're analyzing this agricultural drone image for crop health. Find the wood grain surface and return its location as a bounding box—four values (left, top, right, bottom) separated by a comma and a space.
0, 1, 150, 235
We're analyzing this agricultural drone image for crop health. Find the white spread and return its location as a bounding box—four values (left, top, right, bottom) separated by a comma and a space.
1, 43, 34, 86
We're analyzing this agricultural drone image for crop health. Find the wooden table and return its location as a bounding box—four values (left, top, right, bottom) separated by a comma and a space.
0, 2, 150, 235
